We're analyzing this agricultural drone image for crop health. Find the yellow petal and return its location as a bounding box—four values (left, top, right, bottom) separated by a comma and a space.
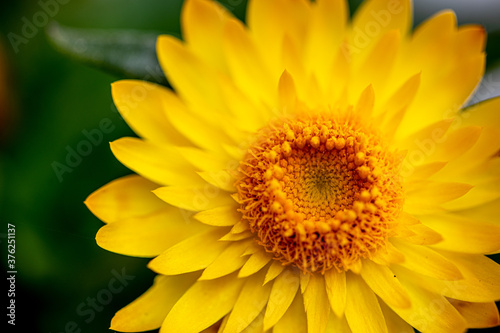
390, 266, 468, 333
415, 251, 500, 302
194, 205, 240, 227
110, 137, 201, 186
449, 299, 500, 329
96, 208, 208, 257
391, 239, 463, 280
278, 70, 298, 110
360, 260, 410, 309
182, 0, 231, 73
458, 197, 500, 226
264, 269, 300, 331
404, 181, 472, 214
350, 0, 410, 65
447, 97, 500, 171
350, 30, 401, 103
345, 272, 388, 333
223, 18, 276, 107
220, 230, 254, 242
304, 0, 347, 93
198, 170, 235, 192
354, 84, 375, 119
303, 274, 330, 333
200, 239, 253, 280
324, 269, 346, 317
393, 220, 443, 246
371, 241, 405, 266
402, 161, 447, 181
224, 269, 272, 333
85, 175, 165, 224
263, 260, 286, 285
421, 213, 500, 254
217, 74, 268, 133
161, 272, 244, 333
238, 248, 273, 278
394, 11, 485, 139
300, 271, 310, 294
159, 85, 232, 152
247, 0, 311, 80
111, 273, 198, 332
148, 228, 229, 275
153, 185, 235, 211
156, 35, 227, 121
273, 292, 307, 333
325, 312, 352, 333
111, 80, 190, 145
378, 301, 414, 333
177, 146, 228, 171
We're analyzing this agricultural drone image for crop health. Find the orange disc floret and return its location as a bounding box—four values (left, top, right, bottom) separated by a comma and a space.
236, 113, 404, 273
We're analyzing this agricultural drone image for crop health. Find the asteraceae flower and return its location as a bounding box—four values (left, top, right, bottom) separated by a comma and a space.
86, 0, 500, 332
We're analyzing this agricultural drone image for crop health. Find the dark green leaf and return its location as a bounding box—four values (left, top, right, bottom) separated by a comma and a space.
46, 22, 169, 86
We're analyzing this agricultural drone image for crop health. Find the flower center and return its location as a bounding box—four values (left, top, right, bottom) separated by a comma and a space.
236, 114, 404, 273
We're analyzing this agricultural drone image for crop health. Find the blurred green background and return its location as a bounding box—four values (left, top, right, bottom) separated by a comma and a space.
0, 0, 499, 332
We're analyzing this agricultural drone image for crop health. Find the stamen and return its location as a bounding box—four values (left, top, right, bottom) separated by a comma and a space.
236, 113, 404, 273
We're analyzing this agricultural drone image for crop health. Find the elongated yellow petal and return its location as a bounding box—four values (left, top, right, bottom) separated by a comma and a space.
194, 205, 240, 227
390, 266, 468, 333
154, 185, 234, 211
350, 30, 401, 103
304, 0, 347, 93
404, 181, 472, 214
157, 35, 228, 121
393, 221, 443, 246
391, 239, 463, 280
303, 274, 330, 333
449, 299, 500, 329
379, 301, 414, 333
273, 292, 307, 333
224, 269, 272, 333
85, 175, 165, 224
345, 272, 388, 333
159, 84, 233, 152
177, 146, 228, 171
361, 260, 410, 309
200, 239, 253, 280
148, 228, 229, 275
198, 170, 235, 192
182, 0, 231, 73
111, 273, 198, 332
223, 18, 276, 107
160, 273, 244, 333
264, 269, 300, 331
413, 251, 500, 302
324, 269, 346, 317
111, 80, 190, 145
394, 12, 485, 139
238, 248, 273, 278
326, 312, 352, 333
421, 213, 500, 254
264, 260, 286, 285
96, 208, 208, 257
350, 0, 410, 67
110, 138, 203, 186
247, 0, 311, 80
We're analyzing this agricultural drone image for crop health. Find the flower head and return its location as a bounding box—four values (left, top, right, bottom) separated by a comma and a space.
86, 0, 500, 332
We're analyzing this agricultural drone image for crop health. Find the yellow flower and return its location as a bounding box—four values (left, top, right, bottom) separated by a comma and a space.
86, 0, 500, 332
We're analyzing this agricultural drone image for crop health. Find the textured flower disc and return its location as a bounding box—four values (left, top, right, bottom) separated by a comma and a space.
237, 113, 404, 273
85, 0, 500, 332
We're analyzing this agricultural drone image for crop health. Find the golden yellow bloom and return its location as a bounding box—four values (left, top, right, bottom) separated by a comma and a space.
86, 0, 500, 332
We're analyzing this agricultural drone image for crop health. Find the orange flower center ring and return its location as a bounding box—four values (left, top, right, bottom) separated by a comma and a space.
236, 114, 405, 273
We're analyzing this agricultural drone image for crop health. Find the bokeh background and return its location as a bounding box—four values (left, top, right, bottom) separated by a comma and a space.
1, 0, 500, 332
